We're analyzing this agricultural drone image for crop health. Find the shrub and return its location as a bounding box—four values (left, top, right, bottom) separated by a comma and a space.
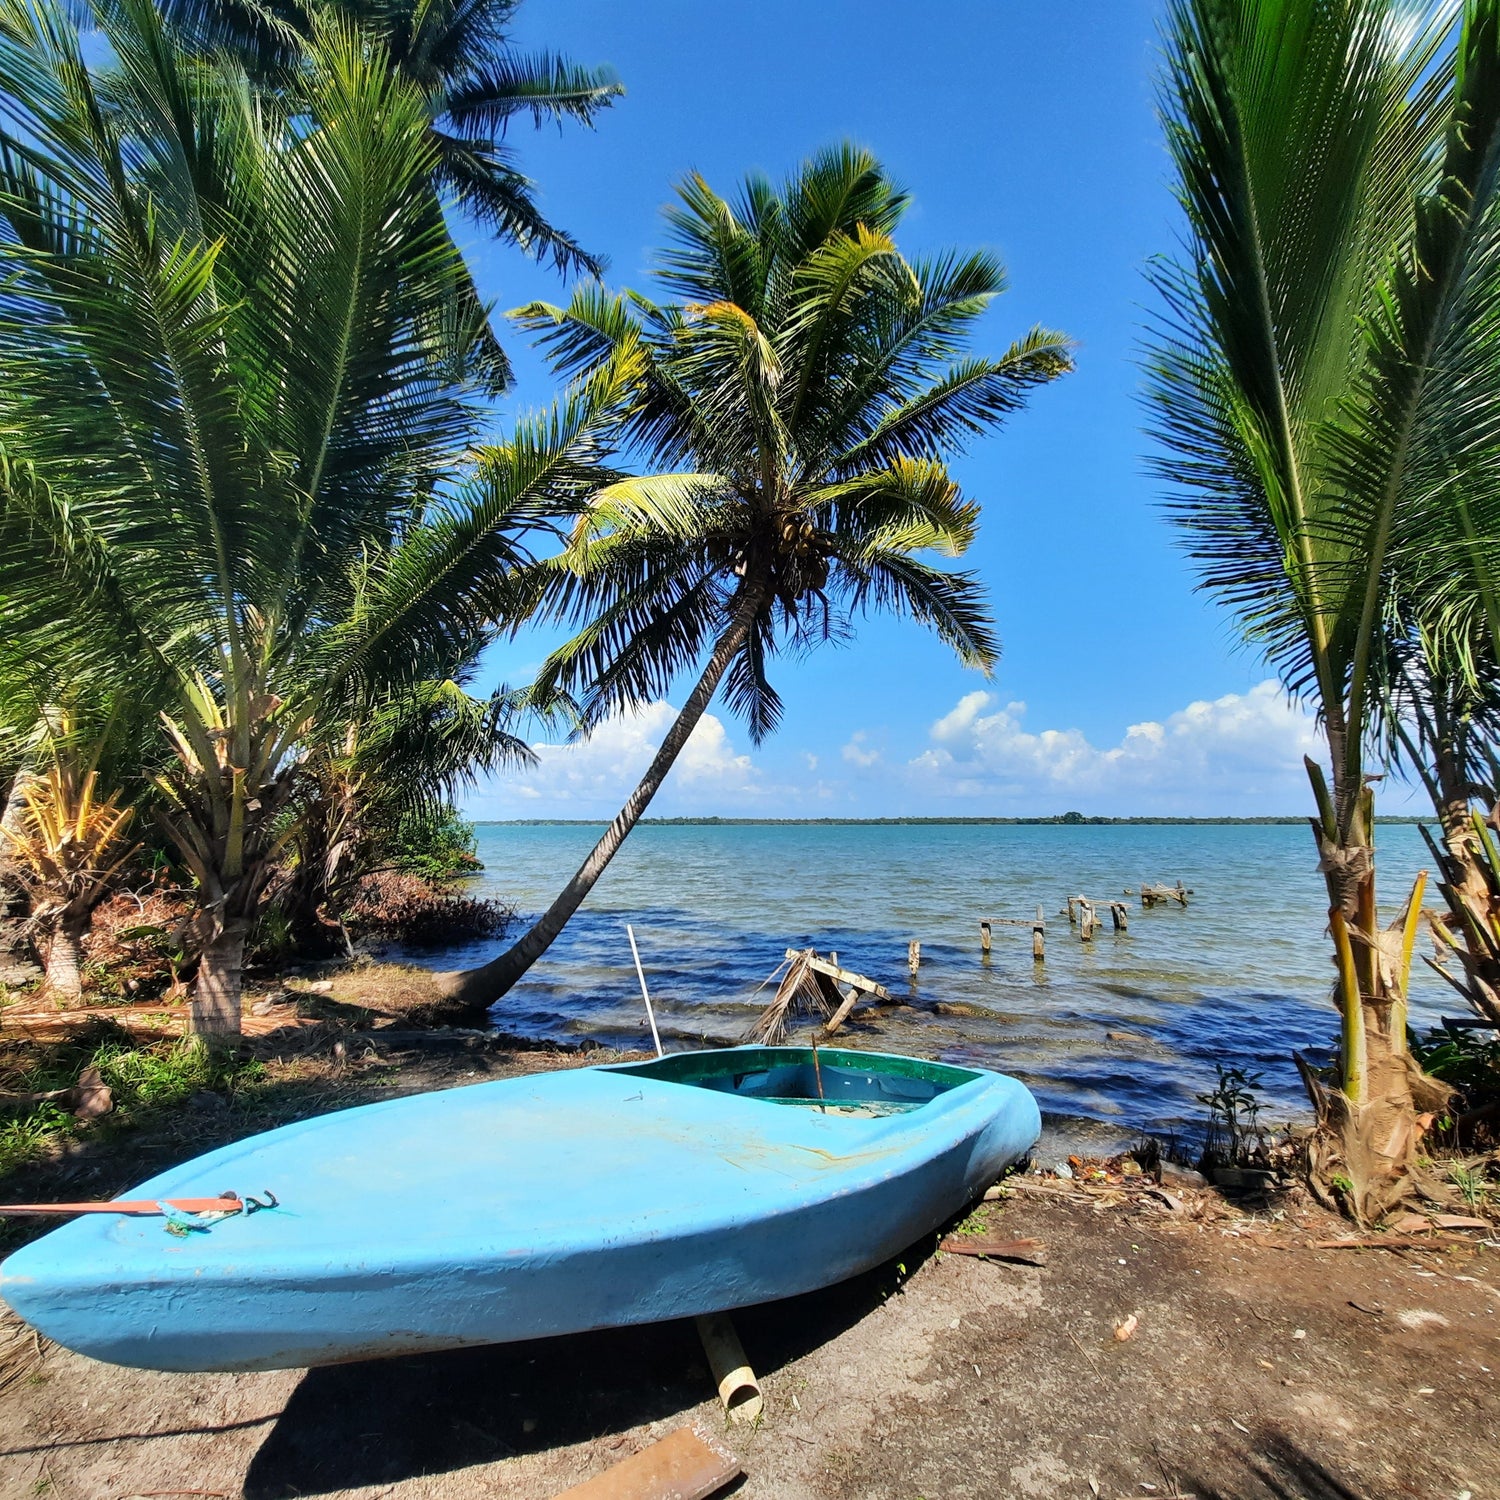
344, 871, 511, 947
382, 805, 484, 883
1410, 1023, 1500, 1146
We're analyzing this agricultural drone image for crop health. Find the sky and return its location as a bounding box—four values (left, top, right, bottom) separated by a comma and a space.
458, 0, 1422, 821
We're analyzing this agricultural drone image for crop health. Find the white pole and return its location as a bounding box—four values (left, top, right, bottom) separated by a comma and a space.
626, 923, 664, 1057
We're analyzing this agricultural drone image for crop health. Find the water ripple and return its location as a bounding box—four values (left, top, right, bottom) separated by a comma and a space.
395, 822, 1444, 1152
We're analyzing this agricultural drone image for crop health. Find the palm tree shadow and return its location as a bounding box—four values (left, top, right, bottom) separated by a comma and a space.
1183, 1431, 1370, 1500
242, 1236, 936, 1498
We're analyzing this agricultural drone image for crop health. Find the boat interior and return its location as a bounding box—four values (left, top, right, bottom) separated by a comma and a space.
613, 1047, 980, 1116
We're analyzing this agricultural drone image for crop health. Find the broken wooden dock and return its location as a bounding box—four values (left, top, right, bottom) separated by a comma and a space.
745, 949, 893, 1043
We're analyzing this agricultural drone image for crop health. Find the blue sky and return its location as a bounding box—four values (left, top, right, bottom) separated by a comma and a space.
460, 0, 1419, 820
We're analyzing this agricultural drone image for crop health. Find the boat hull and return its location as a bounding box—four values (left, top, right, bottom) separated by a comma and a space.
0, 1047, 1040, 1371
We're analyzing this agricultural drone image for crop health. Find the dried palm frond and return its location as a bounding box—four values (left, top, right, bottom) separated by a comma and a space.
745, 948, 836, 1045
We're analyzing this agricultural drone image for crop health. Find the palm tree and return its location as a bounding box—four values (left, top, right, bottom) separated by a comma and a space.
1376, 457, 1500, 1027
431, 146, 1072, 1012
157, 0, 623, 388
1148, 0, 1500, 1220
0, 0, 633, 1040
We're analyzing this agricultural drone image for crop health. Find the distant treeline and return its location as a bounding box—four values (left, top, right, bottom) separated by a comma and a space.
475, 814, 1434, 827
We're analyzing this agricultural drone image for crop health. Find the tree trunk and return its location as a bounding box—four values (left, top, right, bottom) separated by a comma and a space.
1432, 735, 1491, 911
432, 587, 765, 1018
191, 918, 250, 1043
44, 913, 88, 1005
1300, 760, 1449, 1223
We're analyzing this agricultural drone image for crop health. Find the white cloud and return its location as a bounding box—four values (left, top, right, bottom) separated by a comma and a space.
842, 730, 881, 768
911, 680, 1328, 813
803, 752, 819, 771
466, 701, 759, 816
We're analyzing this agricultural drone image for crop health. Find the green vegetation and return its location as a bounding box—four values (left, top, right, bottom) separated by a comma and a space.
0, 0, 625, 1038
0, 1025, 264, 1179
387, 806, 485, 883
1149, 0, 1500, 1222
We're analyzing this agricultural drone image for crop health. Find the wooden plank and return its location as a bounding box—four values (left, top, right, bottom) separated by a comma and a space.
551, 1423, 741, 1500
783, 950, 892, 1002
821, 988, 861, 1035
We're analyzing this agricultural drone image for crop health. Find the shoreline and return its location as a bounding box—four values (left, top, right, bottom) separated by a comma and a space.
473, 815, 1435, 826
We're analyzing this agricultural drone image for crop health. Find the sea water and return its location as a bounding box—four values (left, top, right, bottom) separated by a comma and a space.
409, 821, 1448, 1153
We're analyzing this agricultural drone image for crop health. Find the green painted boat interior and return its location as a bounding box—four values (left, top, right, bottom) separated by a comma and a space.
615, 1047, 980, 1114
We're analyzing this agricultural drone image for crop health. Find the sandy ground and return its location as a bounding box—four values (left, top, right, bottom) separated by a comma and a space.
2, 1141, 1496, 1500
1, 1016, 1496, 1500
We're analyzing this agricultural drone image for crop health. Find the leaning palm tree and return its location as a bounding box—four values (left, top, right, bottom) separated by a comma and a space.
432, 146, 1072, 1011
157, 0, 623, 387
0, 0, 633, 1039
1148, 0, 1500, 1219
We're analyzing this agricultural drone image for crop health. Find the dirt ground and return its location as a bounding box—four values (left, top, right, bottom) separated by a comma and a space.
1, 1040, 1497, 1500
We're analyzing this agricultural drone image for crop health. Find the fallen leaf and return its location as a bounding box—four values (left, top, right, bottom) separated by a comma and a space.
939, 1234, 1048, 1267
1113, 1313, 1139, 1342
1431, 1214, 1492, 1231
1390, 1212, 1430, 1235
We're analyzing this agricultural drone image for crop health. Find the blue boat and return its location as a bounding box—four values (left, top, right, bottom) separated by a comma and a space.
0, 1046, 1040, 1372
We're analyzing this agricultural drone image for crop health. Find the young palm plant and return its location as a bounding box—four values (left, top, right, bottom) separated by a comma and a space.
1149, 0, 1500, 1219
0, 0, 632, 1039
432, 146, 1072, 1011
0, 715, 139, 1001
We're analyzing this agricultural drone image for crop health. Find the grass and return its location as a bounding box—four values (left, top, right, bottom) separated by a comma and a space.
1448, 1161, 1495, 1215
0, 1020, 265, 1180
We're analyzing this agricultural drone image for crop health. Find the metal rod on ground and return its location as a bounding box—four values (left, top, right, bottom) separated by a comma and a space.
695, 1313, 763, 1424
626, 924, 664, 1058
810, 1035, 827, 1112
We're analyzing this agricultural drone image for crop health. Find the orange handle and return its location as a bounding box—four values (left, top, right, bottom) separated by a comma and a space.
0, 1195, 242, 1217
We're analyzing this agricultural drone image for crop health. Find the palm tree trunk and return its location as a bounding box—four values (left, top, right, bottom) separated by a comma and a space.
192, 917, 250, 1043
432, 587, 764, 1017
1432, 733, 1492, 910
1300, 759, 1449, 1223
44, 912, 88, 1005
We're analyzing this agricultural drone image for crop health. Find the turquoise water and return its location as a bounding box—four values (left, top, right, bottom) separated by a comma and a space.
409, 821, 1447, 1152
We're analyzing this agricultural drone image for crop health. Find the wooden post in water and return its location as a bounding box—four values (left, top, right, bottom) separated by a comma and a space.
1078, 899, 1095, 941
1032, 906, 1046, 963
908, 940, 921, 976
1066, 896, 1078, 927
1110, 902, 1128, 932
979, 920, 992, 955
